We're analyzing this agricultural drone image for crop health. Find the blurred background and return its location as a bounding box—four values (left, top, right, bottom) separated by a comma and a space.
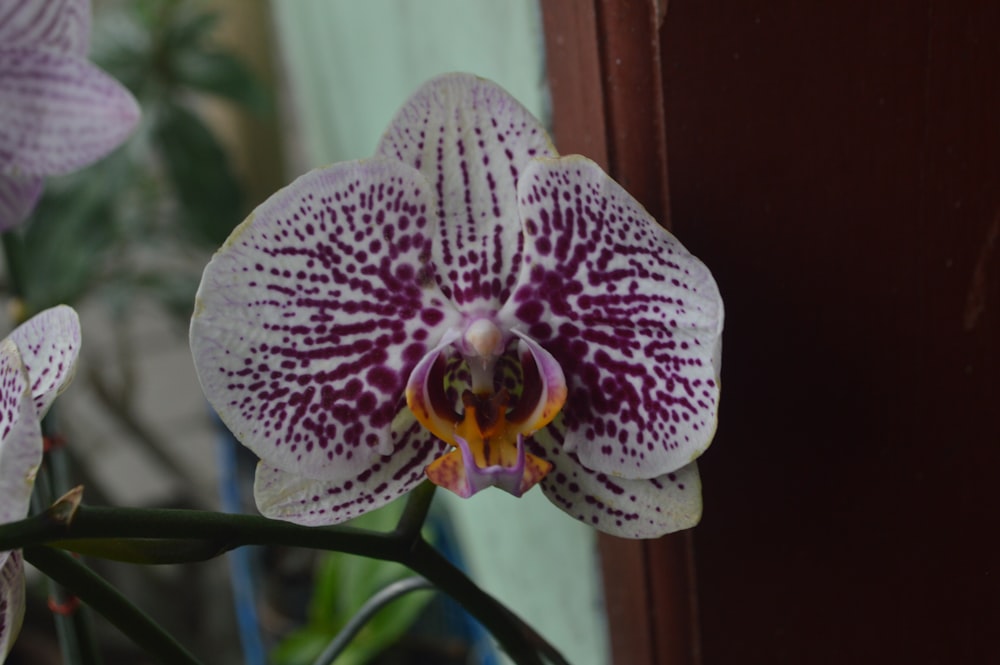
2, 1, 609, 664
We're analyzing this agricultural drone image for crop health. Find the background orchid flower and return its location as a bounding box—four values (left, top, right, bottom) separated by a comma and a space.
0, 0, 140, 230
0, 305, 81, 658
191, 73, 723, 539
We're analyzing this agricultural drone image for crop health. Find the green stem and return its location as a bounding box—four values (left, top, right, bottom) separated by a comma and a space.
2, 505, 568, 664
0, 505, 398, 556
25, 547, 204, 665
406, 539, 546, 665
393, 480, 436, 540
312, 576, 434, 665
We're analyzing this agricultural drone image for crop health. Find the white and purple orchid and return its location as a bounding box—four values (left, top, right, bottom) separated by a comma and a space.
0, 0, 140, 230
0, 305, 81, 658
191, 73, 723, 539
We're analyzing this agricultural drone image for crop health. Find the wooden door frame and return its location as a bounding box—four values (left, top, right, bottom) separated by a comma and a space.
540, 3, 700, 664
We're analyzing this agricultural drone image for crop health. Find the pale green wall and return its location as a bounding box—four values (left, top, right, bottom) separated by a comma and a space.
272, 0, 549, 166
269, 2, 609, 664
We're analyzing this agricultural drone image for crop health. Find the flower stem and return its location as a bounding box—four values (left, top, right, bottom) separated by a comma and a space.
312, 576, 434, 665
405, 538, 548, 665
393, 480, 436, 540
2, 505, 568, 664
24, 546, 204, 665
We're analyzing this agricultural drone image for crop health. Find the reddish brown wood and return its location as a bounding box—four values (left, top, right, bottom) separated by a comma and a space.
661, 0, 1000, 662
540, 1, 608, 166
542, 2, 701, 665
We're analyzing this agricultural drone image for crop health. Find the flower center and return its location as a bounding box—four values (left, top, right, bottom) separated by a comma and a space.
405, 327, 567, 499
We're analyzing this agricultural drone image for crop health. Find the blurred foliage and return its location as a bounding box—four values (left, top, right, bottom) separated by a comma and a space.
270, 503, 435, 665
18, 0, 270, 317
12, 4, 441, 663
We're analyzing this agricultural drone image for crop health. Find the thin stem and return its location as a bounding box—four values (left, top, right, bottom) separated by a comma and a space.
1, 506, 569, 664
393, 481, 436, 540
25, 547, 204, 665
0, 505, 399, 557
311, 576, 434, 665
406, 539, 548, 665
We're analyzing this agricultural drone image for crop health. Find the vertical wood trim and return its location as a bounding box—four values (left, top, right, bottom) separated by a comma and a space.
541, 2, 700, 664
540, 1, 608, 166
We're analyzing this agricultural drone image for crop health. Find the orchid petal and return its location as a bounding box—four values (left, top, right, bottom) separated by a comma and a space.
7, 305, 81, 419
0, 174, 43, 231
0, 339, 42, 526
0, 551, 25, 659
0, 48, 139, 176
528, 428, 702, 539
253, 417, 447, 526
405, 328, 462, 445
377, 73, 557, 310
191, 158, 462, 481
501, 156, 723, 480
0, 0, 91, 56
507, 330, 567, 433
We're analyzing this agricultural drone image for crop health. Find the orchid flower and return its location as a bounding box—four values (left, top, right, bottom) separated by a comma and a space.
0, 305, 81, 658
191, 73, 723, 539
0, 0, 140, 230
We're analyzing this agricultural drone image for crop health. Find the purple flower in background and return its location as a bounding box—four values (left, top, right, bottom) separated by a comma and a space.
0, 0, 140, 230
191, 73, 723, 538
0, 306, 81, 658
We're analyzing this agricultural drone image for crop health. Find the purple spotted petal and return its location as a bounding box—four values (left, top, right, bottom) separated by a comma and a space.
0, 551, 25, 659
528, 428, 702, 539
0, 339, 42, 526
7, 305, 81, 419
0, 0, 91, 55
191, 158, 462, 482
377, 73, 557, 310
0, 174, 43, 231
253, 417, 447, 525
0, 48, 139, 176
501, 156, 723, 480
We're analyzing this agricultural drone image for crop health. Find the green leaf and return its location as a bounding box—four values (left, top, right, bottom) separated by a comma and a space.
270, 629, 336, 665
153, 102, 244, 246
271, 500, 436, 665
161, 6, 220, 50
20, 155, 130, 312
171, 49, 271, 116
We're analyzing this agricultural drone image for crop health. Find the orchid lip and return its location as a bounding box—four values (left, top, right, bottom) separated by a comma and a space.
404, 322, 567, 499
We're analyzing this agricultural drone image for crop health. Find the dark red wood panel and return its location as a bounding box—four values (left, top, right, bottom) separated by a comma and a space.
661, 1, 1000, 662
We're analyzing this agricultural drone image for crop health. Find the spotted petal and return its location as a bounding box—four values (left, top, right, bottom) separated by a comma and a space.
191, 158, 462, 481
0, 48, 139, 176
528, 428, 702, 539
7, 305, 81, 419
377, 73, 557, 310
0, 339, 42, 527
0, 0, 91, 56
501, 156, 723, 480
0, 551, 25, 659
254, 415, 447, 526
0, 174, 43, 231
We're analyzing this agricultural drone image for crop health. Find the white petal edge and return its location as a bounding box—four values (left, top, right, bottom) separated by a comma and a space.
529, 428, 703, 539
0, 552, 26, 659
0, 49, 140, 176
7, 305, 81, 419
0, 339, 42, 525
253, 425, 447, 526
